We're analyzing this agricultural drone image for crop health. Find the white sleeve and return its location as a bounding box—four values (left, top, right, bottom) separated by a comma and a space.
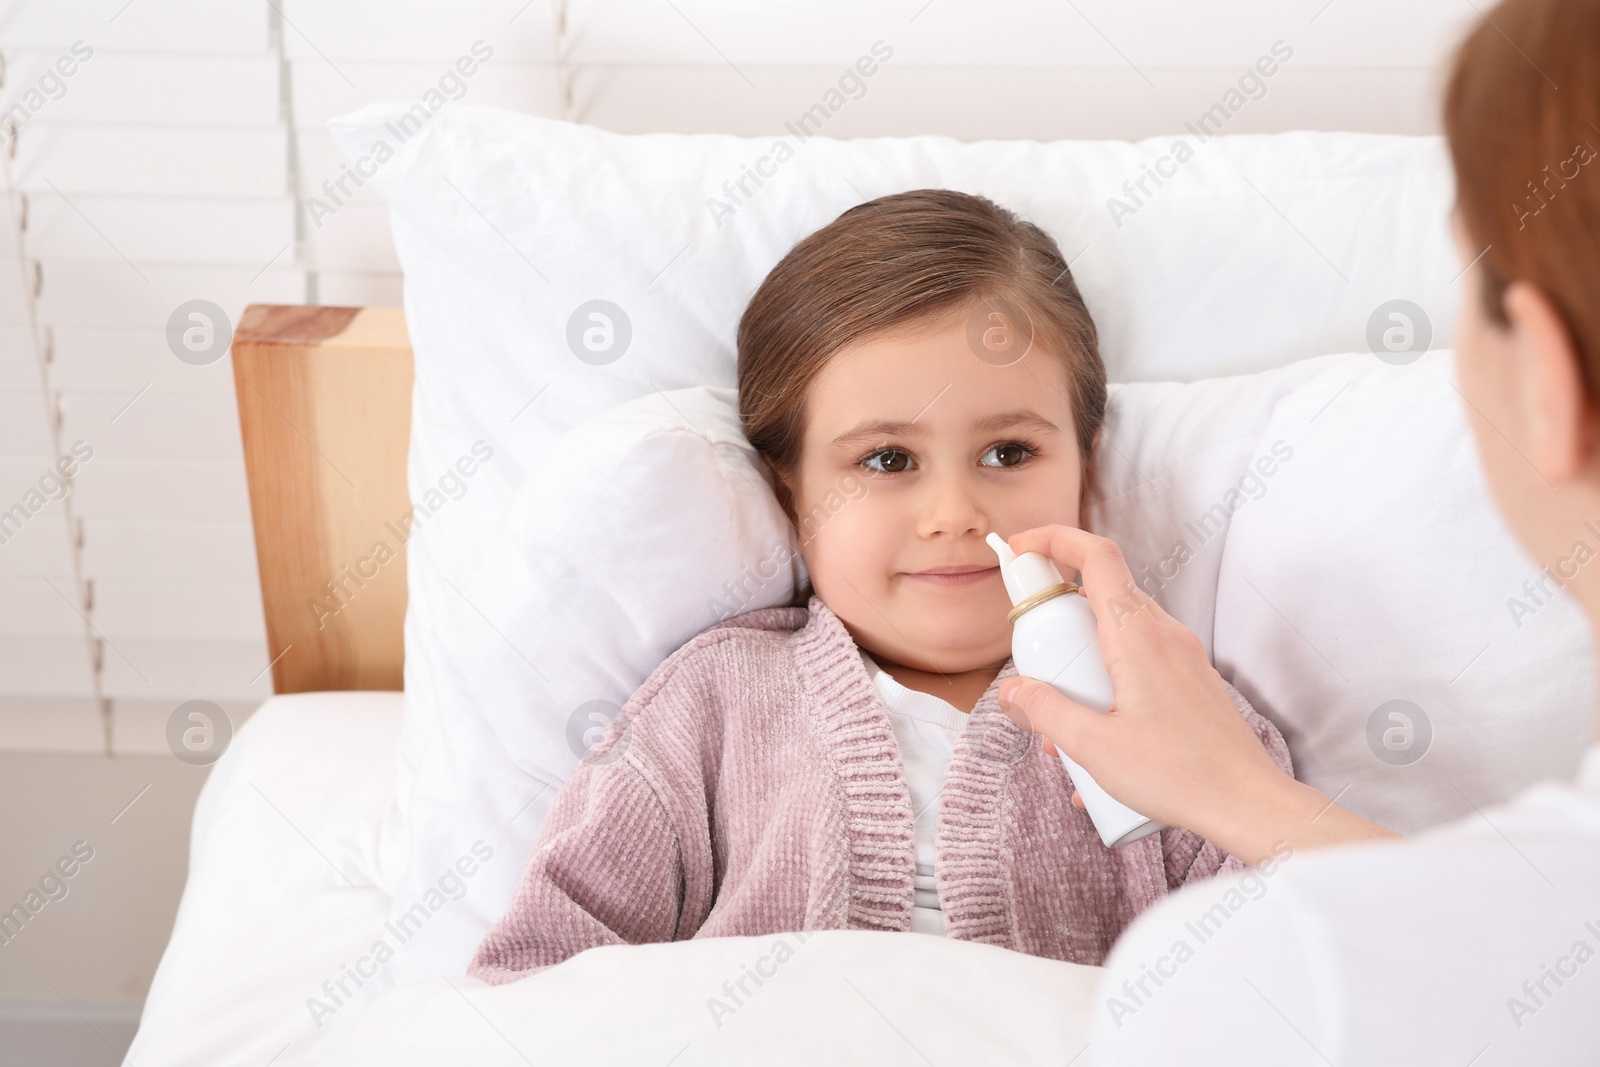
1089, 863, 1335, 1066
1089, 820, 1600, 1066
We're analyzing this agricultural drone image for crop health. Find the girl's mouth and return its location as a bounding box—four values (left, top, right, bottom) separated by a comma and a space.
903, 565, 1000, 587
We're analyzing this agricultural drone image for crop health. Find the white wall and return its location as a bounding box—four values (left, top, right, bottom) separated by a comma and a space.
0, 0, 1478, 755
2, 0, 289, 757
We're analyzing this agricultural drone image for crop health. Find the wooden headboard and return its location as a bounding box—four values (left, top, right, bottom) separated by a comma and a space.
233, 305, 413, 693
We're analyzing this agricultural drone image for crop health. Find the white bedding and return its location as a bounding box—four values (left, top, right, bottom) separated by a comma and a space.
131, 689, 1105, 1066
280, 930, 1101, 1066
126, 692, 404, 1067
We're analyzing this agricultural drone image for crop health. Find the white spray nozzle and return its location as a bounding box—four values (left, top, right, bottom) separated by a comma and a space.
985, 531, 1068, 607
984, 532, 1014, 566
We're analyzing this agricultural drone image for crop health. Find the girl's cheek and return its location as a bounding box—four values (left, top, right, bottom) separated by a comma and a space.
810, 501, 887, 574
838, 468, 871, 502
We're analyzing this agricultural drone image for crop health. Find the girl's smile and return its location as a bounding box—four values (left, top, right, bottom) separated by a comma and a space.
900, 564, 1001, 587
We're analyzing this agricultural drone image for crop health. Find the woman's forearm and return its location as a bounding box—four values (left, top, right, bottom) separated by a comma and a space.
1199, 768, 1401, 865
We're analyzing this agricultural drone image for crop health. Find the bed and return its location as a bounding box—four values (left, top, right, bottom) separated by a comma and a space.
125, 306, 1105, 1067
125, 108, 1596, 1066
127, 691, 402, 1066
130, 687, 1104, 1067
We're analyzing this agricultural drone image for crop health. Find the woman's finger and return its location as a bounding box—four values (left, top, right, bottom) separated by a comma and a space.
1005, 524, 1167, 637
998, 675, 1109, 755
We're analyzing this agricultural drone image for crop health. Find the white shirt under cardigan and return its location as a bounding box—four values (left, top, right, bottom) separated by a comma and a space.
859, 650, 969, 937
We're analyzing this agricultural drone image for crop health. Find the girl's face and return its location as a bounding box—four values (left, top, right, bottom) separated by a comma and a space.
778, 304, 1088, 674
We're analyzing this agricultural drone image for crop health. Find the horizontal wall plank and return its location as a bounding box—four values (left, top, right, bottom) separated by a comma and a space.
281, 0, 553, 61
60, 391, 243, 463
290, 61, 560, 130
294, 130, 391, 208
1, 51, 280, 126
0, 695, 259, 754
92, 581, 266, 643
81, 521, 256, 582
295, 64, 1443, 144
0, 695, 104, 750
0, 0, 270, 54
49, 328, 238, 396
276, 0, 1472, 68
72, 460, 250, 524
315, 271, 404, 307
0, 512, 76, 578
0, 330, 41, 391
26, 194, 295, 268
14, 124, 289, 197
98, 637, 273, 701
0, 263, 34, 326
294, 64, 1446, 144
302, 202, 399, 273
0, 455, 85, 610
35, 261, 306, 328
0, 577, 95, 637
574, 1, 1475, 69
0, 457, 80, 504
0, 638, 96, 697
0, 393, 53, 456
574, 64, 1445, 139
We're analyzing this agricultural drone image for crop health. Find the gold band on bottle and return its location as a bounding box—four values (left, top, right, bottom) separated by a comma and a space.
1006, 581, 1081, 624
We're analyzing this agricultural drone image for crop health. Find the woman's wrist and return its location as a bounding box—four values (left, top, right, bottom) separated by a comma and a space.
1195, 766, 1399, 866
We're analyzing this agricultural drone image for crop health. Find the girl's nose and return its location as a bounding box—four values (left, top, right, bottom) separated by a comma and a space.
915, 471, 988, 539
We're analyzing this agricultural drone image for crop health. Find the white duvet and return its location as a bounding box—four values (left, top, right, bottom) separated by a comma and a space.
127, 692, 1102, 1067
283, 929, 1101, 1066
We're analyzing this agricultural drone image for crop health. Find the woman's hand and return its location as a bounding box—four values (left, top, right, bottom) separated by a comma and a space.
996, 524, 1397, 864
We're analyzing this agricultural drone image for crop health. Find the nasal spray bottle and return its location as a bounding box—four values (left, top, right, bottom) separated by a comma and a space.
985, 532, 1163, 848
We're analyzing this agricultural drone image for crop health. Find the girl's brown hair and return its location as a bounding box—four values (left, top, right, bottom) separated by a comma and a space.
737, 189, 1107, 488
1444, 0, 1600, 393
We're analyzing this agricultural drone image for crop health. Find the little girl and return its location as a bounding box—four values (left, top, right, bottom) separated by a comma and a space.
468, 189, 1292, 981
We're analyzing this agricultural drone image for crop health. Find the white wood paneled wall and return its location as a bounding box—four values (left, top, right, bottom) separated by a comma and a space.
0, 0, 1476, 753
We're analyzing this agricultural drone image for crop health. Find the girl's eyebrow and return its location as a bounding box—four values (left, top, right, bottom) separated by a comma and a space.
831, 410, 1059, 449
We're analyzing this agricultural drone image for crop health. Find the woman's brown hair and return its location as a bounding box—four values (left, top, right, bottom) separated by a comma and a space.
737, 189, 1107, 494
1444, 0, 1600, 393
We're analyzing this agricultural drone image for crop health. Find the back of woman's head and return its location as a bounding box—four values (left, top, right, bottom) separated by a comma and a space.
1445, 0, 1600, 389
736, 189, 1106, 483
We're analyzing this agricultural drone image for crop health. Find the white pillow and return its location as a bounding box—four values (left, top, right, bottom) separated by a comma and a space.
381, 386, 801, 988
1212, 351, 1595, 834
1087, 353, 1348, 657
379, 364, 1316, 987
372, 350, 1596, 989
326, 103, 1461, 905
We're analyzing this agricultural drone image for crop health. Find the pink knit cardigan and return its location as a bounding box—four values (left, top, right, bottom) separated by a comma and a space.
468, 594, 1292, 983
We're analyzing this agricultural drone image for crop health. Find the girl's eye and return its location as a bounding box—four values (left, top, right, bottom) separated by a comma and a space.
860, 447, 915, 474
980, 441, 1037, 468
